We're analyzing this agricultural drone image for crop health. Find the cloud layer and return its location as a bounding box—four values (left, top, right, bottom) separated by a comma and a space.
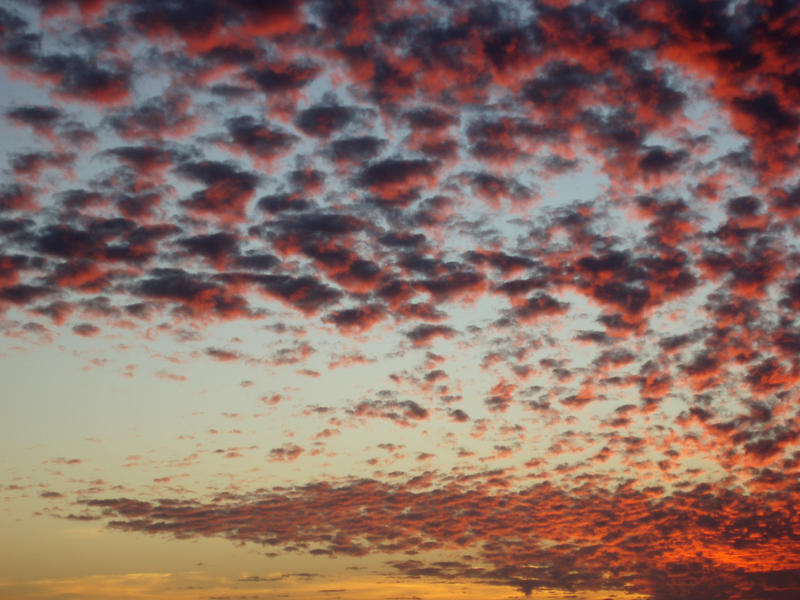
2, 0, 800, 598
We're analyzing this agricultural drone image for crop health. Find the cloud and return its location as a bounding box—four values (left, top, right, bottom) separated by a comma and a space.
38, 53, 131, 105
105, 93, 196, 139
405, 324, 455, 346
3, 1, 800, 598
176, 160, 259, 222
78, 474, 800, 600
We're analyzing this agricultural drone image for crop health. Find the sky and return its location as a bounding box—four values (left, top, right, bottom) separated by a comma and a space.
1, 0, 799, 598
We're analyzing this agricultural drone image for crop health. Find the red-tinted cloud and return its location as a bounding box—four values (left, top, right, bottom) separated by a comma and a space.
79, 473, 800, 600
2, 2, 800, 596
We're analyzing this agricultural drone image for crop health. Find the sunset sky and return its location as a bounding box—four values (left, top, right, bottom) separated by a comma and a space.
1, 1, 800, 599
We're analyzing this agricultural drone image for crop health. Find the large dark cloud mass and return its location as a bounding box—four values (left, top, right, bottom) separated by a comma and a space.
3, 0, 800, 598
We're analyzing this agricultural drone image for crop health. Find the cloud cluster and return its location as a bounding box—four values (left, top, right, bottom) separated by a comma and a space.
3, 0, 800, 598
81, 475, 800, 600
